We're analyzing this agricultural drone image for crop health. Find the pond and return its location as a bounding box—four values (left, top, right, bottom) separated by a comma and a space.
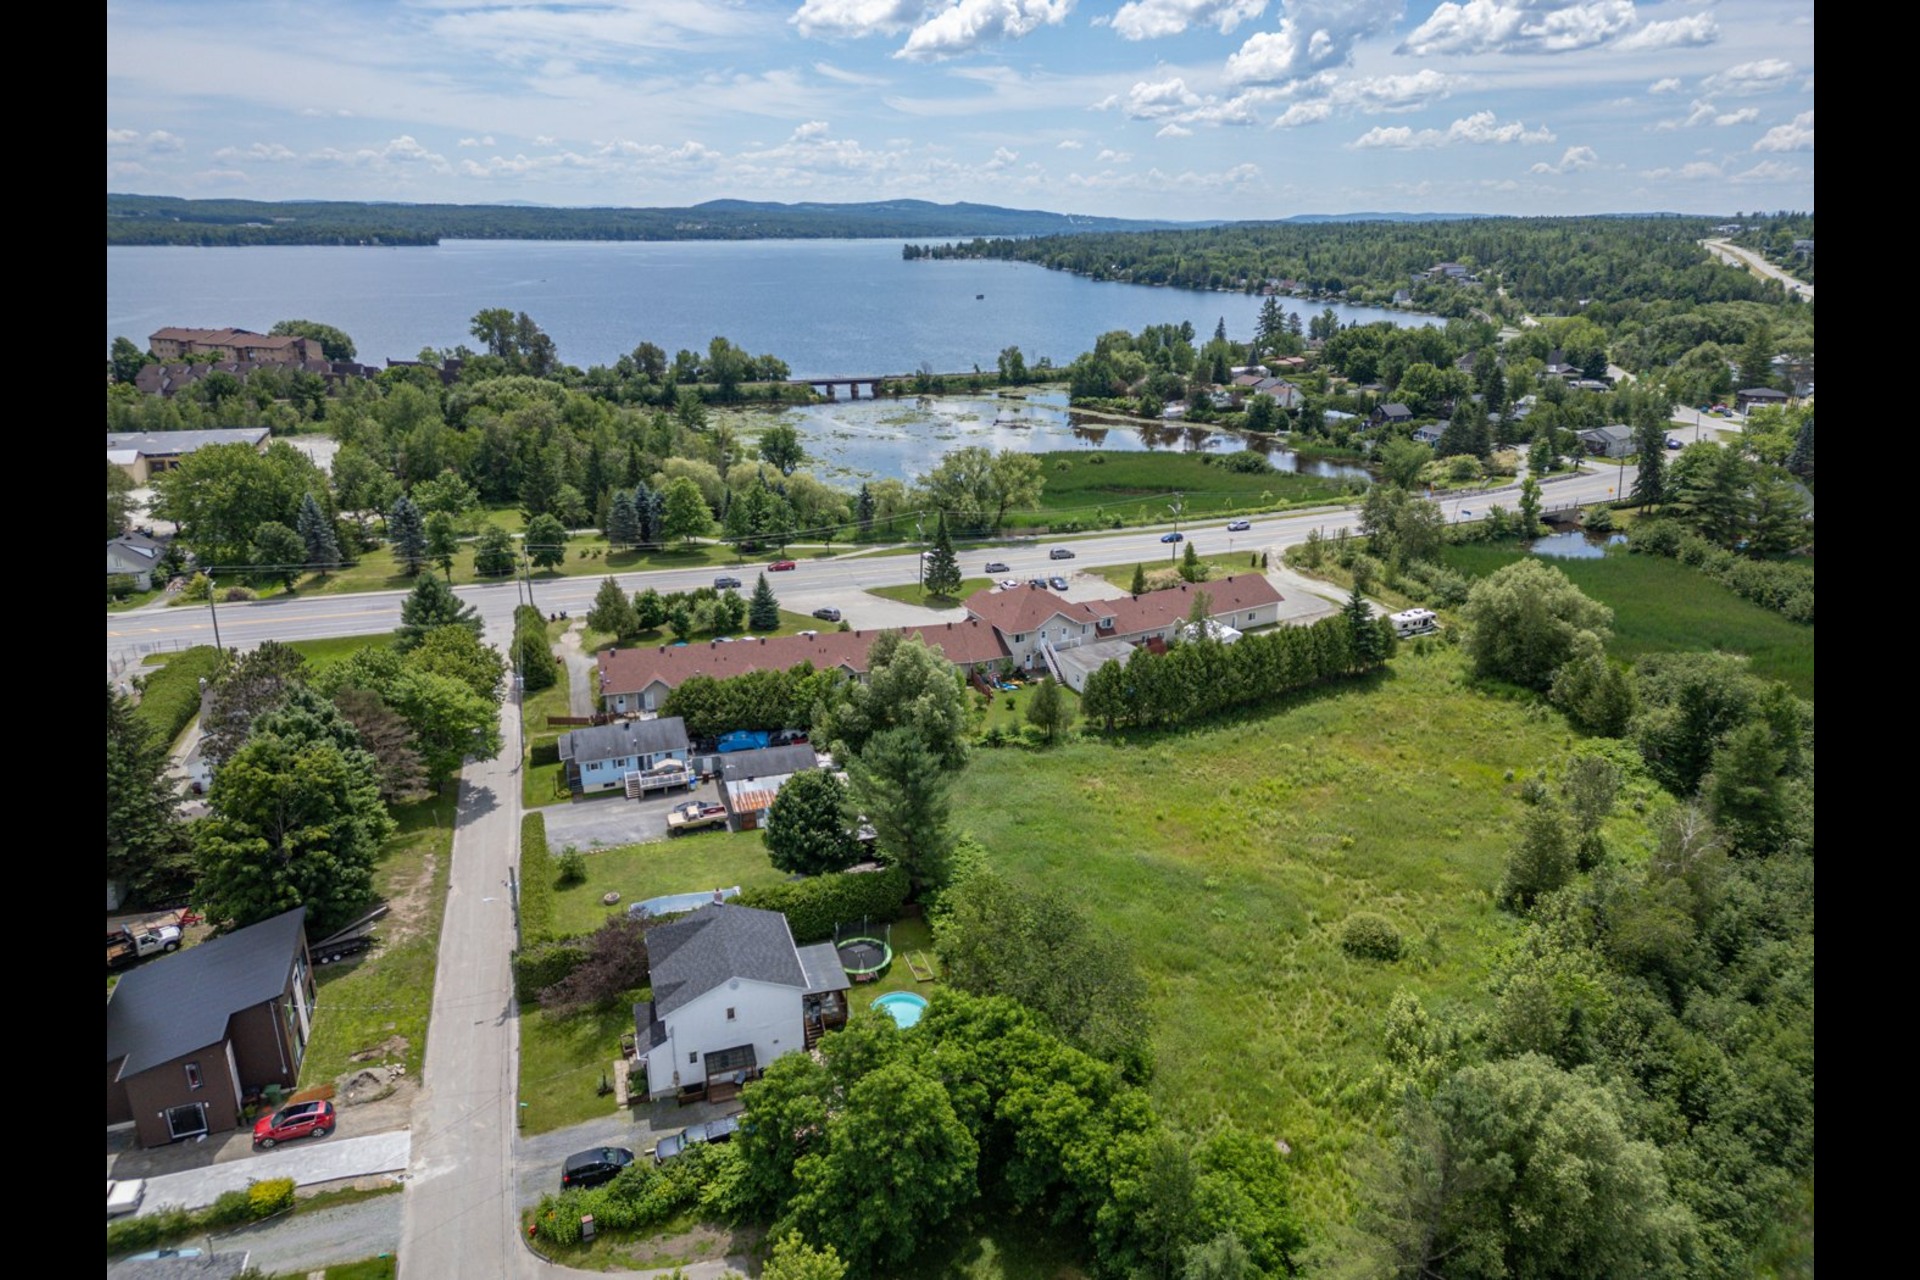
741, 391, 1372, 486
1527, 530, 1628, 559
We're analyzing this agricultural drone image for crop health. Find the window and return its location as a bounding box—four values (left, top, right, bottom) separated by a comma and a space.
184, 1062, 203, 1091
726, 1007, 736, 1021
689, 1052, 698, 1065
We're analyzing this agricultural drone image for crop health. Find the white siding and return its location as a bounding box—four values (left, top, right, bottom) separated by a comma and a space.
645, 979, 804, 1098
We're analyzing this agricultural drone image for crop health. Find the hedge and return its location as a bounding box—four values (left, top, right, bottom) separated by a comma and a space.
519, 812, 558, 946
513, 935, 592, 1004
106, 1176, 296, 1257
738, 865, 910, 944
131, 645, 224, 746
530, 1144, 725, 1245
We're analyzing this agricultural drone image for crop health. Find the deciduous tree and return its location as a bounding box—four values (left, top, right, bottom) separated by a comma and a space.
764, 769, 862, 875
1024, 676, 1074, 745
1459, 559, 1612, 690
524, 512, 567, 570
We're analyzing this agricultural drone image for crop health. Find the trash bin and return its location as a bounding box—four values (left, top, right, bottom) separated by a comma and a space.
580, 1214, 595, 1242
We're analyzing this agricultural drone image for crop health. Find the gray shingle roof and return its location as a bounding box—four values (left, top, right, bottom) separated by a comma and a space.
797, 942, 853, 996
557, 716, 690, 765
719, 745, 819, 783
104, 429, 271, 457
646, 904, 805, 1016
107, 909, 307, 1078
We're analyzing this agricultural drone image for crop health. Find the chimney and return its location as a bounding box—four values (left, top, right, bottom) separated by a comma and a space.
609, 647, 617, 657
760, 637, 767, 645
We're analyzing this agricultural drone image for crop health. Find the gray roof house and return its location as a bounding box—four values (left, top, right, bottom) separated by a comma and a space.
1411, 423, 1447, 446
556, 716, 691, 795
1578, 425, 1635, 458
107, 531, 172, 590
1371, 403, 1415, 427
721, 745, 825, 831
106, 908, 315, 1147
635, 903, 850, 1100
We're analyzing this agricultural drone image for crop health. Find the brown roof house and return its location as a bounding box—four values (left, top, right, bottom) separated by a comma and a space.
106, 908, 316, 1147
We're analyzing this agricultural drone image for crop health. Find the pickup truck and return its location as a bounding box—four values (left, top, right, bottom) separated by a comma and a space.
107, 923, 181, 970
667, 801, 729, 836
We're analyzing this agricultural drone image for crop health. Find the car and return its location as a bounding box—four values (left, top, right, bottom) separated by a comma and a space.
107, 1179, 146, 1220
812, 607, 842, 622
770, 728, 810, 747
796, 629, 818, 638
984, 561, 1010, 574
652, 1116, 740, 1164
1049, 547, 1076, 560
713, 575, 743, 590
253, 1100, 335, 1149
768, 560, 797, 571
1666, 437, 1682, 450
1027, 578, 1048, 590
1160, 531, 1185, 544
998, 579, 1020, 591
1049, 576, 1070, 591
1226, 519, 1252, 532
562, 1146, 635, 1189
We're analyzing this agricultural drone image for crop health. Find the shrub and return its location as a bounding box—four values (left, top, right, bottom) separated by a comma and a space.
179, 572, 212, 602
108, 573, 140, 600
248, 1178, 296, 1218
108, 1205, 195, 1254
518, 813, 558, 944
131, 645, 225, 745
556, 847, 588, 887
223, 586, 257, 602
1341, 913, 1404, 961
739, 864, 911, 944
513, 935, 592, 1003
205, 1188, 256, 1227
1584, 504, 1614, 533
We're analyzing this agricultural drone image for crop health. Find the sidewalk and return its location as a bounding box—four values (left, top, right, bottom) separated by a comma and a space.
127, 1132, 411, 1216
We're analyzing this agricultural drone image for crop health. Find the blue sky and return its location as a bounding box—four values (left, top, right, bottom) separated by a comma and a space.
106, 0, 1813, 219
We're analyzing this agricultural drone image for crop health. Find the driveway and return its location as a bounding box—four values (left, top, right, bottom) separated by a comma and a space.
512, 1097, 744, 1211
127, 1132, 410, 1216
533, 780, 725, 851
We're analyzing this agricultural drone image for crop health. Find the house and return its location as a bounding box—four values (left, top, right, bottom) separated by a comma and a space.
720, 745, 825, 831
106, 429, 271, 484
1736, 387, 1789, 413
149, 327, 320, 365
1391, 289, 1412, 305
106, 908, 316, 1147
1428, 262, 1472, 281
556, 716, 692, 794
1543, 349, 1578, 380
1577, 425, 1634, 458
1792, 239, 1814, 256
1252, 377, 1302, 409
107, 531, 172, 590
1371, 403, 1414, 428
1411, 424, 1446, 447
634, 903, 851, 1101
962, 576, 1284, 675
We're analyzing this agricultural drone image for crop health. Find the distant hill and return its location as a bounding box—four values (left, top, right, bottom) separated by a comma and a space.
1277, 212, 1492, 224
104, 194, 1210, 246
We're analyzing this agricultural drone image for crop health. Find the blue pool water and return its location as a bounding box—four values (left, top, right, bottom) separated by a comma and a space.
873, 992, 929, 1029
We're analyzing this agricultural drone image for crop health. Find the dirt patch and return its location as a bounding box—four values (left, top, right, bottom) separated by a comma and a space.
614, 1221, 765, 1271
349, 1035, 410, 1064
378, 849, 438, 950
339, 1063, 409, 1107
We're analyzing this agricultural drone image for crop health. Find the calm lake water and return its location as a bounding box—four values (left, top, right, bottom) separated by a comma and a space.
1527, 530, 1628, 559
107, 239, 1429, 377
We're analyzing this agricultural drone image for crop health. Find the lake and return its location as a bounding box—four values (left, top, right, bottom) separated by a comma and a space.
107, 239, 1431, 378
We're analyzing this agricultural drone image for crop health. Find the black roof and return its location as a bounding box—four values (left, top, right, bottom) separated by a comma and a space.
107, 908, 307, 1078
557, 716, 691, 765
646, 903, 805, 1016
718, 745, 819, 783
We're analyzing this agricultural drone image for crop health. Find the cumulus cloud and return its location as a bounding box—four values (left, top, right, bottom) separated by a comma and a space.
792, 0, 930, 37
897, 0, 1074, 60
1116, 77, 1203, 118
1648, 77, 1682, 94
1108, 0, 1267, 41
458, 136, 497, 148
308, 135, 450, 172
985, 145, 1020, 167
1400, 0, 1634, 56
1530, 144, 1599, 173
1353, 110, 1554, 148
1615, 11, 1717, 51
1056, 139, 1083, 149
107, 128, 185, 152
1157, 123, 1194, 137
1730, 158, 1801, 183
1702, 58, 1795, 95
1340, 69, 1457, 112
1224, 0, 1401, 85
1638, 160, 1721, 180
1753, 110, 1813, 151
214, 142, 297, 162
792, 120, 832, 140
1274, 100, 1333, 128
1098, 147, 1134, 161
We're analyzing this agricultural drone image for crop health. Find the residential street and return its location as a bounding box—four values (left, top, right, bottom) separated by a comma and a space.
1702, 238, 1814, 301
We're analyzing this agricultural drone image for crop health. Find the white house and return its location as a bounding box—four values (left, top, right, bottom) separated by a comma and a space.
635, 903, 850, 1101
106, 532, 172, 590
556, 716, 691, 795
962, 576, 1286, 674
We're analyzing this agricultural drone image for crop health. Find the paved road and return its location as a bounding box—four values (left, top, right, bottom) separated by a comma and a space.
1703, 238, 1814, 301
211, 1192, 403, 1274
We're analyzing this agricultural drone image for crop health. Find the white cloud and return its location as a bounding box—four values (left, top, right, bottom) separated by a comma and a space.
792, 120, 832, 140
985, 145, 1021, 167
1400, 0, 1634, 57
1702, 58, 1795, 96
457, 135, 497, 147
107, 128, 140, 146
1065, 161, 1259, 191
1753, 110, 1813, 152
300, 107, 354, 118
1056, 138, 1083, 149
1353, 110, 1554, 148
1098, 147, 1134, 161
1119, 77, 1202, 118
1340, 69, 1457, 112
1648, 77, 1682, 94
1529, 144, 1598, 173
1108, 0, 1267, 41
107, 128, 186, 152
792, 0, 930, 38
534, 135, 557, 146
308, 135, 451, 172
1157, 123, 1194, 137
214, 142, 297, 162
1657, 99, 1759, 130
1638, 160, 1721, 180
1274, 100, 1333, 128
812, 60, 892, 86
1224, 0, 1401, 85
1730, 158, 1801, 183
1615, 12, 1717, 52
897, 0, 1074, 60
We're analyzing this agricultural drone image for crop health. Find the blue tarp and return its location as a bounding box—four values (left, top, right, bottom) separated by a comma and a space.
716, 730, 771, 753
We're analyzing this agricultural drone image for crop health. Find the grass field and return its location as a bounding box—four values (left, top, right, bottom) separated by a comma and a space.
1440, 543, 1814, 698
867, 577, 993, 608
948, 647, 1636, 1231
1090, 553, 1272, 593
298, 793, 456, 1087
1007, 450, 1354, 529
545, 830, 792, 938
290, 633, 399, 672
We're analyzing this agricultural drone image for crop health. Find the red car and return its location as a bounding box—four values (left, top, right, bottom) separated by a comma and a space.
768, 559, 797, 571
253, 1100, 335, 1148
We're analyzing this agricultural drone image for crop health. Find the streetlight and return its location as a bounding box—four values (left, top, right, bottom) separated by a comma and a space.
915, 516, 926, 591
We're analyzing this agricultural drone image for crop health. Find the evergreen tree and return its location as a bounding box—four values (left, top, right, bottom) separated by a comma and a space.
631, 481, 656, 544
396, 573, 482, 649
388, 495, 428, 575
1130, 563, 1148, 596
749, 573, 781, 630
587, 575, 638, 640
295, 493, 342, 573
857, 483, 876, 533
1345, 581, 1387, 669
1180, 540, 1205, 583
1631, 420, 1668, 506
473, 525, 516, 576
1738, 322, 1777, 391
106, 683, 187, 900
605, 491, 641, 548
425, 511, 460, 579
923, 512, 963, 597
249, 522, 307, 590
1786, 416, 1814, 482
644, 487, 668, 545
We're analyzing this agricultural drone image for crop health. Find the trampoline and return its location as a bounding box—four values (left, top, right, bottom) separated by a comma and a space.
837, 936, 892, 981
874, 992, 928, 1029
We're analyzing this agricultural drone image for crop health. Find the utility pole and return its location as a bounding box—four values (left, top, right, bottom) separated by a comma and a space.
522, 547, 538, 614
915, 516, 926, 591
206, 572, 223, 652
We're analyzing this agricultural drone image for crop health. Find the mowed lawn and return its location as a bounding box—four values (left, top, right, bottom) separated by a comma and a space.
1441, 543, 1814, 698
951, 649, 1557, 1228
1011, 450, 1352, 528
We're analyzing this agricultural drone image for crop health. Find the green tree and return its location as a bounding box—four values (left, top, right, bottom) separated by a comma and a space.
1786, 415, 1814, 482
1459, 559, 1613, 690
406, 624, 507, 705
762, 1232, 847, 1280
249, 521, 306, 590
1345, 582, 1388, 669
472, 525, 515, 576
1130, 563, 1148, 595
524, 512, 567, 570
110, 335, 151, 384
388, 495, 428, 575
1631, 651, 1768, 797
1180, 540, 1205, 583
1745, 467, 1811, 557
736, 1052, 835, 1213
1500, 798, 1576, 910
1738, 322, 1777, 391
919, 446, 1044, 535
269, 318, 357, 361
1377, 437, 1431, 489
604, 491, 641, 548
195, 698, 395, 933
295, 493, 342, 574
1549, 637, 1637, 737
1024, 676, 1074, 745
634, 587, 667, 631
425, 511, 460, 579
108, 464, 137, 539
384, 666, 502, 787
997, 345, 1029, 385
330, 686, 426, 802
1517, 475, 1543, 538
660, 475, 713, 544
106, 684, 188, 901
846, 727, 954, 892
856, 483, 876, 533
587, 575, 639, 640
764, 769, 862, 875
1183, 1232, 1253, 1280
923, 512, 963, 597
1705, 720, 1787, 854
759, 424, 806, 476
396, 573, 482, 649
1666, 443, 1752, 548
151, 441, 326, 570
201, 640, 310, 768
1630, 425, 1667, 507
749, 573, 781, 631
817, 632, 971, 770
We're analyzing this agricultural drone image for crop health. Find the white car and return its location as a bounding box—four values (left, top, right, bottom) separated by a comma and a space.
107, 1179, 146, 1219
998, 579, 1021, 591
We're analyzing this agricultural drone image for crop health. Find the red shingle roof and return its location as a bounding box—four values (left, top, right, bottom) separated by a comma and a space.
597, 621, 1009, 697
961, 584, 1108, 635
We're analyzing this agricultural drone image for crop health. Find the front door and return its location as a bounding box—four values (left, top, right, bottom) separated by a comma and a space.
165, 1103, 208, 1141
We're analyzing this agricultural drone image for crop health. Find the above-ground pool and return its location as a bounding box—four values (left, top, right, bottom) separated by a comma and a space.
873, 992, 929, 1029
838, 936, 893, 981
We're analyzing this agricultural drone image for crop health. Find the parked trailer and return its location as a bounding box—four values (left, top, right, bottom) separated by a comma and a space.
310, 904, 389, 964
1389, 608, 1440, 638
